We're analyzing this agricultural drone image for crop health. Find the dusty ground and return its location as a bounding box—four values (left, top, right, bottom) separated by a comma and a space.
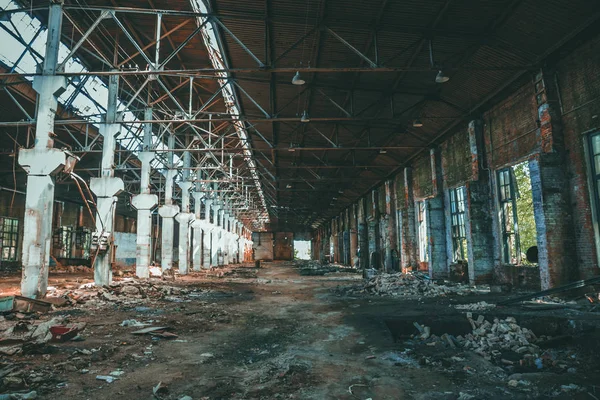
2, 261, 600, 399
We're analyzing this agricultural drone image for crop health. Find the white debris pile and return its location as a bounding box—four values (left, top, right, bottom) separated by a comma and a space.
353, 272, 486, 297
45, 279, 209, 308
414, 314, 540, 359
461, 314, 539, 357
455, 301, 496, 311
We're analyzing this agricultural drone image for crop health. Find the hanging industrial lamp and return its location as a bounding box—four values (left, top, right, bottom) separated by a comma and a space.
435, 70, 450, 83
292, 71, 305, 85
300, 110, 310, 123
413, 118, 424, 127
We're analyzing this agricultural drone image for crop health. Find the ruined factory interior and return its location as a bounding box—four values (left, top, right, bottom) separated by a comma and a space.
3, 0, 600, 399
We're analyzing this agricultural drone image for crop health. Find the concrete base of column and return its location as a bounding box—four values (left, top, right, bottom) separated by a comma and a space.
158, 204, 179, 271
132, 193, 158, 279
176, 213, 194, 274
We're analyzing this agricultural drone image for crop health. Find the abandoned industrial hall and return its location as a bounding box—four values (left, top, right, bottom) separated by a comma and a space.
1, 0, 600, 398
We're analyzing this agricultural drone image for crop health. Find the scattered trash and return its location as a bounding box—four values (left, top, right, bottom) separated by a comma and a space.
49, 325, 82, 342
153, 381, 169, 397
0, 391, 38, 400
455, 301, 496, 311
96, 375, 117, 383
110, 370, 125, 376
120, 319, 150, 327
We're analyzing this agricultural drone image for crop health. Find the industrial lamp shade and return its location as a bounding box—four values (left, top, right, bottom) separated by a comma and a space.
300, 110, 310, 123
292, 71, 305, 85
435, 70, 450, 83
413, 118, 424, 127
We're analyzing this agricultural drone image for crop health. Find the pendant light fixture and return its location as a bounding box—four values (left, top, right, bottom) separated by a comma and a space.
292, 71, 305, 85
300, 110, 310, 123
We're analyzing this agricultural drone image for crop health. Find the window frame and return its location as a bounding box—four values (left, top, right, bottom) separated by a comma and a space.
0, 217, 19, 262
416, 200, 428, 262
497, 168, 521, 264
449, 186, 468, 263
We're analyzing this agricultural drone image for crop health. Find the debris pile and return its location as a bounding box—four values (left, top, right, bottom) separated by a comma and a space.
293, 260, 359, 276
455, 301, 496, 311
0, 314, 86, 356
342, 272, 487, 297
460, 314, 539, 357
44, 279, 208, 308
412, 314, 545, 364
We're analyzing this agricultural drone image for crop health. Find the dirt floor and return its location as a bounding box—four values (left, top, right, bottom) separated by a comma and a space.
1, 261, 600, 399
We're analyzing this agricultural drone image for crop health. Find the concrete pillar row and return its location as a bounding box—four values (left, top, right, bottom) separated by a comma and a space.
19, 2, 68, 298
131, 108, 158, 278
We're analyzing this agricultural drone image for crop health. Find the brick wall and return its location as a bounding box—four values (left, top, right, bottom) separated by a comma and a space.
556, 33, 600, 279
412, 154, 434, 199
484, 83, 539, 169
441, 125, 473, 188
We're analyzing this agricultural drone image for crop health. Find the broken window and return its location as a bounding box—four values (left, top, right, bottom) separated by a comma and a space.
449, 186, 467, 262
497, 162, 537, 265
498, 168, 520, 264
416, 201, 428, 262
0, 217, 19, 261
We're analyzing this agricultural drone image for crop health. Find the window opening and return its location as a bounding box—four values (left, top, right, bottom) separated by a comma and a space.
0, 217, 19, 261
416, 201, 428, 262
449, 186, 467, 262
293, 240, 311, 260
497, 161, 537, 265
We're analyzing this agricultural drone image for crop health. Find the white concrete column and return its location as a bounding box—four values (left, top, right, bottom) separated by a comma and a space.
221, 211, 230, 265
191, 190, 204, 272
90, 72, 124, 287
217, 208, 226, 266
131, 108, 158, 278
237, 221, 243, 264
176, 152, 194, 275
18, 2, 67, 298
202, 199, 212, 269
211, 201, 222, 266
157, 134, 179, 271
228, 216, 236, 264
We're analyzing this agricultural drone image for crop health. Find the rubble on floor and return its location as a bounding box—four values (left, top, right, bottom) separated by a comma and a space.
44, 278, 212, 308
410, 314, 582, 373
292, 260, 359, 276
337, 271, 489, 297
454, 301, 496, 311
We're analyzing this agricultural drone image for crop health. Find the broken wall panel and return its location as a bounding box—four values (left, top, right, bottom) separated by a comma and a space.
412, 154, 434, 199
274, 232, 293, 260
484, 83, 539, 169
441, 127, 473, 188
253, 232, 274, 261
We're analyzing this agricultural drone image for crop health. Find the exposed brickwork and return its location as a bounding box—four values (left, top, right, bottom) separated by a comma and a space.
427, 148, 448, 278
465, 121, 496, 284
412, 154, 434, 199
400, 167, 418, 269
484, 83, 539, 168
556, 33, 600, 279
441, 126, 473, 188
316, 31, 600, 287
